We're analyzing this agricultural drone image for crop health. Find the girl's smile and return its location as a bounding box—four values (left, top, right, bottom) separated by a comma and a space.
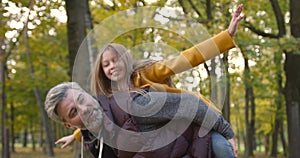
101, 50, 126, 81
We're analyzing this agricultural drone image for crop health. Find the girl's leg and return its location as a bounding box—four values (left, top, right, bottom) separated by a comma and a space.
211, 132, 235, 158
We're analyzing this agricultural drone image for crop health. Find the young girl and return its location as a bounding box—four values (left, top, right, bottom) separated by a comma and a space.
91, 4, 243, 113
90, 5, 243, 158
57, 5, 243, 157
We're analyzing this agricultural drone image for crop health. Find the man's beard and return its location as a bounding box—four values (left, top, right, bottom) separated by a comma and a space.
78, 99, 103, 138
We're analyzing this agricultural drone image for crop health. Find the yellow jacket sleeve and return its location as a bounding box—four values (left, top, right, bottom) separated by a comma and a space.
134, 30, 235, 85
132, 30, 235, 114
73, 128, 81, 142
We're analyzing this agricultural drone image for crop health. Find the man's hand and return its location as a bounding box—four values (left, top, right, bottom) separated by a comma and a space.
228, 4, 244, 37
228, 138, 238, 158
55, 134, 75, 149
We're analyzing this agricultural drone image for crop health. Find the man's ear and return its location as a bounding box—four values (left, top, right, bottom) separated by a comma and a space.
63, 123, 76, 130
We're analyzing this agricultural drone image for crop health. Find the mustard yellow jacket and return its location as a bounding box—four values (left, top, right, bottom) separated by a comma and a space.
132, 30, 235, 113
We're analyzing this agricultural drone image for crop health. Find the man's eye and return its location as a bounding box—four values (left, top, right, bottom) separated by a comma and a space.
69, 108, 77, 118
77, 94, 84, 104
79, 97, 84, 104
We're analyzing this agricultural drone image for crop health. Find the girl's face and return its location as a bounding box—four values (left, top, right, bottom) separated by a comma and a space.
101, 49, 126, 82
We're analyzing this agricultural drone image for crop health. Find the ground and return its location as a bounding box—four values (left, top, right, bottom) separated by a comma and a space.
9, 147, 288, 158
11, 147, 73, 158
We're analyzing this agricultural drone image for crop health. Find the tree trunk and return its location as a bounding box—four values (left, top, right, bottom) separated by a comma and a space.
264, 133, 270, 155
242, 50, 255, 157
283, 1, 300, 158
1, 41, 10, 158
10, 102, 15, 153
283, 1, 300, 157
65, 0, 88, 77
39, 121, 43, 147
23, 128, 28, 147
222, 53, 230, 121
30, 121, 36, 151
235, 106, 241, 151
279, 121, 287, 156
65, 0, 91, 91
271, 120, 279, 157
249, 82, 256, 153
24, 13, 54, 157
271, 50, 285, 157
283, 52, 300, 158
51, 121, 57, 146
0, 7, 10, 157
84, 0, 98, 69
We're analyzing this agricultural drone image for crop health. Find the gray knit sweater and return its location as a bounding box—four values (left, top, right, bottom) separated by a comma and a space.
131, 92, 234, 139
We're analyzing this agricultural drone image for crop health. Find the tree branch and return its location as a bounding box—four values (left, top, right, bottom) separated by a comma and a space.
178, 0, 188, 15
204, 62, 210, 78
243, 20, 279, 38
205, 0, 212, 20
139, 0, 146, 6
5, 0, 34, 62
269, 0, 286, 37
187, 0, 203, 18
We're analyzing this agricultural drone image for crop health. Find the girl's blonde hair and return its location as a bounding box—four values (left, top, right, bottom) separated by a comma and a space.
91, 43, 175, 96
91, 43, 134, 96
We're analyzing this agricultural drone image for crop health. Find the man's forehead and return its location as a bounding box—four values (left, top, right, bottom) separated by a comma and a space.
67, 89, 94, 100
67, 89, 82, 96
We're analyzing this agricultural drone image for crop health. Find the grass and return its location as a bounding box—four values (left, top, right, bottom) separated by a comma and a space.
10, 147, 74, 158
236, 151, 287, 158
7, 147, 288, 158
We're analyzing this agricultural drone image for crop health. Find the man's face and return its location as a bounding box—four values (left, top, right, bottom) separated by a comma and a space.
56, 89, 103, 133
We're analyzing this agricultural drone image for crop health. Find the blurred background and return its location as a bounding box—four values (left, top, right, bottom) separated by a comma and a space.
0, 0, 299, 157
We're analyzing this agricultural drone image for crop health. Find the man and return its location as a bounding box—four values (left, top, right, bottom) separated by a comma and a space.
45, 82, 237, 158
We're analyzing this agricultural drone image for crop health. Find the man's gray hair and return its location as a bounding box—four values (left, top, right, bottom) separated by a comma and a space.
44, 82, 84, 123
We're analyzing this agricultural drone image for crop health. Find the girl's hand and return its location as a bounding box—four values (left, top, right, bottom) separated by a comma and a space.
228, 4, 244, 37
228, 138, 238, 158
55, 134, 75, 148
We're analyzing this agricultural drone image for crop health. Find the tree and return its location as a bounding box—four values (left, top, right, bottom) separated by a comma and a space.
1, 0, 70, 157
65, 0, 93, 157
242, 49, 256, 157
65, 0, 91, 90
284, 1, 300, 157
24, 1, 54, 156
177, 0, 233, 121
1, 0, 18, 157
0, 2, 10, 156
244, 0, 300, 157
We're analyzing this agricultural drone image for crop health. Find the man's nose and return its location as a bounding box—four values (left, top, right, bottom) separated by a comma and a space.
77, 103, 89, 114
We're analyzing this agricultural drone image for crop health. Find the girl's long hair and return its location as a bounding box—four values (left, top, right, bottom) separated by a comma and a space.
91, 43, 134, 96
91, 43, 176, 96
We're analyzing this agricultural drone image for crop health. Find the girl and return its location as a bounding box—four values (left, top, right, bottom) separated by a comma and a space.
91, 4, 243, 113
89, 5, 243, 158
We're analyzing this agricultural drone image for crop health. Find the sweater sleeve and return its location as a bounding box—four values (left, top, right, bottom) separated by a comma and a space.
131, 92, 234, 139
137, 30, 235, 83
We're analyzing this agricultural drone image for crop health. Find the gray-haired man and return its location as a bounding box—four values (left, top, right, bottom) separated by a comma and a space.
45, 82, 237, 158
